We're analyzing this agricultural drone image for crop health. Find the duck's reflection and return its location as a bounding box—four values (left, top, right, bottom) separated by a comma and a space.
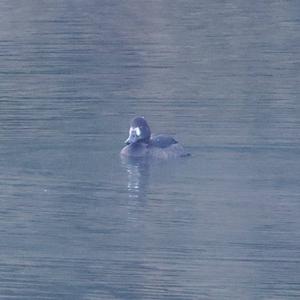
121, 156, 150, 200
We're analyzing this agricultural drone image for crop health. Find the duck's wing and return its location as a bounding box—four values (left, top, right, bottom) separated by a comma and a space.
150, 134, 178, 148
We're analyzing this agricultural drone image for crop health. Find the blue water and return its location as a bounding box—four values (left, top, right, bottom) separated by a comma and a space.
1, 1, 300, 299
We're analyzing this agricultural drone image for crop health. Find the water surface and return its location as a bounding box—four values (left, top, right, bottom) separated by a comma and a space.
0, 1, 300, 299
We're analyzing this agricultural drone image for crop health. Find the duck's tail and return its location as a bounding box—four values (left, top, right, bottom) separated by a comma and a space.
180, 152, 191, 158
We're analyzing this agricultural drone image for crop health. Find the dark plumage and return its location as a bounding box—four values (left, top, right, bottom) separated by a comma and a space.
121, 117, 189, 159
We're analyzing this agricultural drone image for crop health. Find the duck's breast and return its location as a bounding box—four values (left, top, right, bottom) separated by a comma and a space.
120, 143, 148, 157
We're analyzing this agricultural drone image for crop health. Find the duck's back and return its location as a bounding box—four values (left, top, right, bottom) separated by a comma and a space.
147, 134, 187, 159
150, 134, 178, 148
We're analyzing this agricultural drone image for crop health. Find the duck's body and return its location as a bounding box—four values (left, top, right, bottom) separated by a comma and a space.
120, 117, 189, 159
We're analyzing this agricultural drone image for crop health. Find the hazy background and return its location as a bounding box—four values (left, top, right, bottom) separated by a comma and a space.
0, 1, 300, 299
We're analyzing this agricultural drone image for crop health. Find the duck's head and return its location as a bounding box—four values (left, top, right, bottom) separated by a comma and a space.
125, 117, 151, 145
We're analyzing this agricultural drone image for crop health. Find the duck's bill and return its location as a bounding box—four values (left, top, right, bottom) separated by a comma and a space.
124, 137, 131, 145
124, 135, 137, 145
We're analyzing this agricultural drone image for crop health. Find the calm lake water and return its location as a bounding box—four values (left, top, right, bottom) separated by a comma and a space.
1, 1, 300, 299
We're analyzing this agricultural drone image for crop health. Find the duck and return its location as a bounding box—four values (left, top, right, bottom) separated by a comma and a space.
120, 117, 189, 159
